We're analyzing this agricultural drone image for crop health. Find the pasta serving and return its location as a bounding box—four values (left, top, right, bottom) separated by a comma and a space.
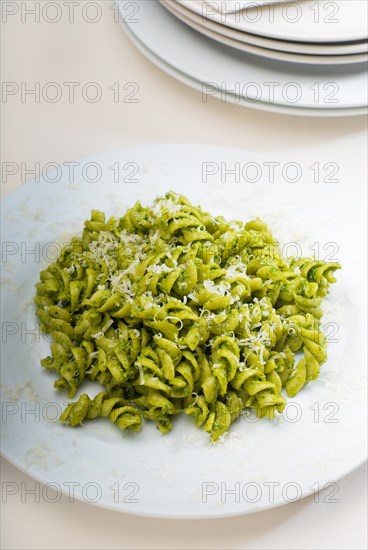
35, 192, 341, 441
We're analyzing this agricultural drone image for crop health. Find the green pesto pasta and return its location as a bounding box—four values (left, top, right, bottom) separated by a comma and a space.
35, 192, 341, 441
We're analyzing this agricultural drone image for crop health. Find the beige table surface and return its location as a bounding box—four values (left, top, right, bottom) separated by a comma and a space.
1, 2, 367, 549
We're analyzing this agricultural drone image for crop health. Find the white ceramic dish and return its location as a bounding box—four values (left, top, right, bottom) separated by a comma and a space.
161, 0, 368, 65
122, 20, 367, 117
179, 0, 368, 43
118, 0, 368, 110
168, 0, 368, 55
1, 145, 367, 518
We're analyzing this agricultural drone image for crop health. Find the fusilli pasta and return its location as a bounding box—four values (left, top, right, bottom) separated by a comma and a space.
35, 193, 341, 441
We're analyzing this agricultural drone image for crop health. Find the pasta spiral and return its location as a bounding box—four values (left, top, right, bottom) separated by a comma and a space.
60, 390, 142, 432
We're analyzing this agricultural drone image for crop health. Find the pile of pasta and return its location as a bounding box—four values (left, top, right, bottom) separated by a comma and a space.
35, 192, 341, 441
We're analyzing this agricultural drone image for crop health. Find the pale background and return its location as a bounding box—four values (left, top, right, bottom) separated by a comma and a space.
1, 1, 367, 548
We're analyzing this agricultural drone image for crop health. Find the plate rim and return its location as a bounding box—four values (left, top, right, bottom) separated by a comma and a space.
1, 451, 366, 519
120, 15, 367, 117
178, 0, 368, 44
118, 0, 368, 111
164, 0, 368, 55
160, 0, 368, 65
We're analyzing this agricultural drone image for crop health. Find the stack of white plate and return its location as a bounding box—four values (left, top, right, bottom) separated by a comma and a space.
118, 0, 368, 116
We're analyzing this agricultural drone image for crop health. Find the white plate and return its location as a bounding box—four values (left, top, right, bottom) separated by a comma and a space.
161, 0, 368, 65
119, 0, 368, 110
179, 0, 368, 43
122, 20, 367, 117
1, 144, 367, 518
168, 0, 368, 55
